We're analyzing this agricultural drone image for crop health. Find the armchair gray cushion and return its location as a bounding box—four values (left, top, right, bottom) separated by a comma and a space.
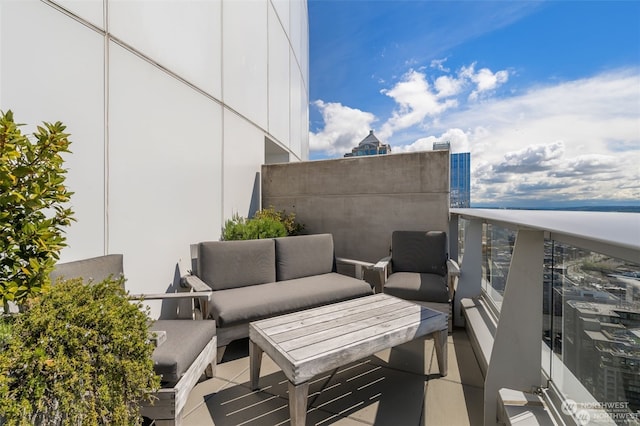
198, 239, 276, 290
384, 272, 450, 303
391, 231, 447, 276
149, 319, 217, 384
275, 234, 334, 281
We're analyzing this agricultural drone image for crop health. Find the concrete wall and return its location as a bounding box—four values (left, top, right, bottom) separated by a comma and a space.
262, 151, 450, 263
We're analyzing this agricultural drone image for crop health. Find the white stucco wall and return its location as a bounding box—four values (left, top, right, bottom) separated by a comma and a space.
0, 0, 309, 318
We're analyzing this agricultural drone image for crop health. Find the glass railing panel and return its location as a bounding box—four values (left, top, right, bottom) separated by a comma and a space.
482, 223, 515, 311
548, 242, 640, 424
458, 217, 468, 259
543, 240, 568, 374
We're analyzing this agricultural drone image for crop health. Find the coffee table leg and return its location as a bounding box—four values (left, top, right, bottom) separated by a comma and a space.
433, 328, 448, 377
288, 381, 309, 426
249, 340, 263, 391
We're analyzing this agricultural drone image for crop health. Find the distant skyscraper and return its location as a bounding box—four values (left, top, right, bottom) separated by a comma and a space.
433, 141, 451, 151
345, 131, 391, 157
433, 142, 471, 208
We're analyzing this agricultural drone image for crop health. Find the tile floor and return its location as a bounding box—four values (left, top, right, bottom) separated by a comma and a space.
180, 329, 484, 426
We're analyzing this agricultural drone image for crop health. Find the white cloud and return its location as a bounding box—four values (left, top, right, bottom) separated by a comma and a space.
430, 58, 450, 73
435, 69, 640, 204
394, 128, 470, 153
493, 141, 565, 173
310, 67, 639, 206
377, 64, 509, 139
378, 69, 458, 139
462, 62, 510, 101
309, 100, 376, 156
434, 75, 464, 98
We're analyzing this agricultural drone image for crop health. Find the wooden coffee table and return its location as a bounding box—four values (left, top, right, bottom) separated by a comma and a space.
249, 293, 448, 425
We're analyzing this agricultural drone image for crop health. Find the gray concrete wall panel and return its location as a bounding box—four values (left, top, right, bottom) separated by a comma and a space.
262, 151, 450, 263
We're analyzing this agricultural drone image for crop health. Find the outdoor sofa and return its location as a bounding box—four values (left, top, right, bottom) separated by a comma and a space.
182, 233, 374, 359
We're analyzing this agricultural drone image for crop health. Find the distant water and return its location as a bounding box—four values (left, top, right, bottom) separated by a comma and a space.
471, 205, 640, 213
553, 206, 640, 213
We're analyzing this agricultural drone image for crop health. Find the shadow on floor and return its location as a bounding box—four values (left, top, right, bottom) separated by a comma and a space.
203, 357, 428, 426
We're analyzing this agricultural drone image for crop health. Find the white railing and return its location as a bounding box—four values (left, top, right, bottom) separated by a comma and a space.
450, 209, 640, 426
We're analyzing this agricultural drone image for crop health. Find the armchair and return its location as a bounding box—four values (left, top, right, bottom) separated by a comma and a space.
50, 254, 216, 426
374, 231, 460, 331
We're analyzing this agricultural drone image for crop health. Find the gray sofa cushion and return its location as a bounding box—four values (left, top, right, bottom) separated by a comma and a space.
198, 239, 276, 290
208, 273, 373, 327
275, 234, 334, 281
383, 272, 450, 303
150, 319, 216, 384
391, 231, 447, 276
50, 254, 124, 284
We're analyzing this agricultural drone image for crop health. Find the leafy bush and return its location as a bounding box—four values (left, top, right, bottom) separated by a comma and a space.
253, 207, 305, 236
244, 216, 288, 239
0, 315, 13, 350
221, 207, 304, 241
0, 110, 75, 308
221, 213, 287, 241
0, 277, 160, 425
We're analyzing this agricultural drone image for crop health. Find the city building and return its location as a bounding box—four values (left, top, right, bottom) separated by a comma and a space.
0, 0, 309, 313
344, 130, 391, 157
564, 300, 640, 411
433, 141, 471, 208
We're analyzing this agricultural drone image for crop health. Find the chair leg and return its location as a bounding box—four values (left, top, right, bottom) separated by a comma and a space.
205, 361, 215, 378
216, 345, 227, 363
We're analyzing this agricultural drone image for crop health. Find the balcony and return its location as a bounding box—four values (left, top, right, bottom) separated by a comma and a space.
171, 206, 638, 426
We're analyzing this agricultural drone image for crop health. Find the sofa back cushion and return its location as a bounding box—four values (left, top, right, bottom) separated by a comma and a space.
391, 231, 447, 276
275, 234, 334, 281
198, 239, 276, 290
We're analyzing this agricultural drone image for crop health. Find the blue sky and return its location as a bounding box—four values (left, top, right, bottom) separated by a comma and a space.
307, 1, 640, 208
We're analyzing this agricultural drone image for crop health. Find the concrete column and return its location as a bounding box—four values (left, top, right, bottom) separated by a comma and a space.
484, 229, 544, 425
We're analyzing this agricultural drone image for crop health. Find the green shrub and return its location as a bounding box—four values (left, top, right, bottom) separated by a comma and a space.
0, 277, 160, 425
221, 214, 248, 241
253, 206, 305, 236
0, 110, 75, 309
221, 207, 304, 241
0, 315, 13, 350
221, 213, 286, 240
244, 216, 287, 239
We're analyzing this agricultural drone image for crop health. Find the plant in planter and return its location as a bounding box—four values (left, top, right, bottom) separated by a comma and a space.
221, 207, 305, 241
221, 212, 287, 240
0, 277, 160, 425
253, 206, 305, 236
0, 110, 75, 310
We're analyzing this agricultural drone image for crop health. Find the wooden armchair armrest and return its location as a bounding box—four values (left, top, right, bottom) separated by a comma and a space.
335, 257, 375, 280
129, 290, 213, 319
446, 259, 460, 277
373, 256, 391, 272
180, 274, 211, 292
370, 256, 392, 294
446, 259, 461, 296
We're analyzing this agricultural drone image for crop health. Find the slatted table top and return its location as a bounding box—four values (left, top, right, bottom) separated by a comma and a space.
249, 293, 447, 385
